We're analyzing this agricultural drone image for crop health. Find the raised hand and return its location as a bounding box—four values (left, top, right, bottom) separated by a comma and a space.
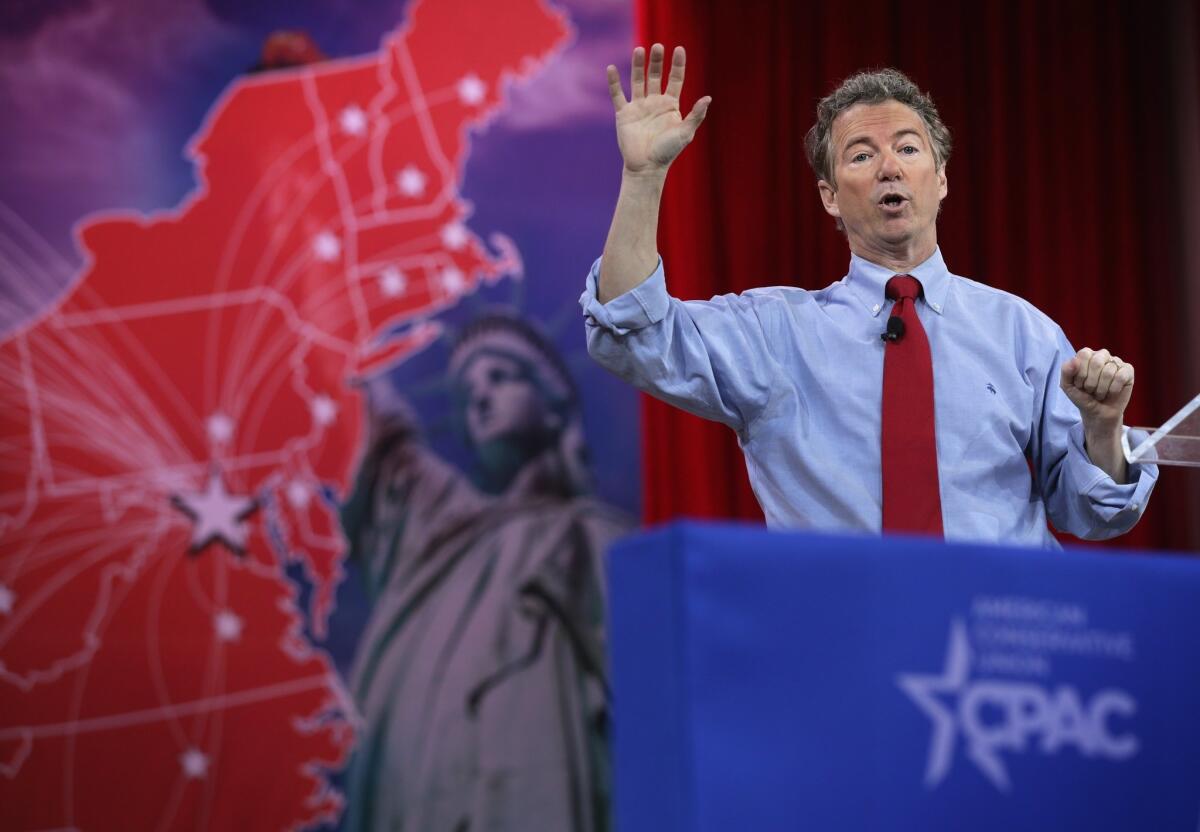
607, 44, 711, 176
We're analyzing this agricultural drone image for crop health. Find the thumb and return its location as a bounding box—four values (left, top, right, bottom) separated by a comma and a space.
682, 96, 711, 134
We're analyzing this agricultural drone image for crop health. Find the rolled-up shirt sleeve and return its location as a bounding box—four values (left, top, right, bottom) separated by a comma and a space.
1034, 328, 1159, 540
580, 256, 774, 435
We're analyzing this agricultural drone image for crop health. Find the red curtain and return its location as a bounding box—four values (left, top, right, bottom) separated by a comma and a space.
635, 0, 1200, 551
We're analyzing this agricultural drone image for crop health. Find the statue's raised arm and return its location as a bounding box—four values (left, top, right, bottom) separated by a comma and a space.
338, 374, 481, 587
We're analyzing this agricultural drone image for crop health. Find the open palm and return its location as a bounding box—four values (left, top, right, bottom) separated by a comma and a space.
607, 44, 710, 175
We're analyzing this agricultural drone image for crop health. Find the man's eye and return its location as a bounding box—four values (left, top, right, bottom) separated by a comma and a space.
852, 152, 869, 163
901, 145, 918, 154
489, 368, 507, 383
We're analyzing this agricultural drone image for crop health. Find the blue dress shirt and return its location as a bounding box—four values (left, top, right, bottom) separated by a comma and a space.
580, 248, 1158, 546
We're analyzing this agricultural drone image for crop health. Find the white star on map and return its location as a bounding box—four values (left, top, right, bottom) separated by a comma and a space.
457, 74, 486, 105
378, 267, 407, 298
206, 412, 233, 444
396, 165, 427, 197
441, 266, 466, 295
0, 584, 14, 615
214, 609, 243, 642
440, 223, 468, 251
312, 231, 341, 262
172, 473, 257, 556
896, 619, 977, 789
338, 104, 368, 136
179, 748, 209, 779
311, 394, 338, 427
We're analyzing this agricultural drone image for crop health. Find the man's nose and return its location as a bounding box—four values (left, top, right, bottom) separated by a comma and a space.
877, 150, 902, 180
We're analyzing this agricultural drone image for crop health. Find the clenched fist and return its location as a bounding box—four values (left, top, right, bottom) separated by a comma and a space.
1060, 348, 1135, 483
1060, 347, 1135, 430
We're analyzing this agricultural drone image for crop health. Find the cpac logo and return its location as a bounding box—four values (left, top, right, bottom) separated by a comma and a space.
896, 619, 1138, 791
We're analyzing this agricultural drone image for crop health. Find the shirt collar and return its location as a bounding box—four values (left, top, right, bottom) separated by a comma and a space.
843, 247, 951, 317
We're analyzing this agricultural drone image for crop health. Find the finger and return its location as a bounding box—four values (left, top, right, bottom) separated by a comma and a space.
1094, 361, 1120, 401
1070, 348, 1093, 388
681, 95, 712, 137
1083, 348, 1111, 393
1099, 352, 1123, 398
1108, 364, 1135, 399
630, 46, 645, 100
606, 64, 627, 111
647, 43, 665, 96
664, 45, 687, 99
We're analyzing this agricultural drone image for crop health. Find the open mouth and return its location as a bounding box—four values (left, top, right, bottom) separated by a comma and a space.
878, 193, 909, 212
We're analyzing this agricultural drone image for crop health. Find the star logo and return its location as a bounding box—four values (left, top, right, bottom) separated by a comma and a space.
171, 472, 258, 557
897, 617, 1141, 793
895, 618, 1008, 789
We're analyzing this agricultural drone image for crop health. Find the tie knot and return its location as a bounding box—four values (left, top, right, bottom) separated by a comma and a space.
886, 274, 922, 302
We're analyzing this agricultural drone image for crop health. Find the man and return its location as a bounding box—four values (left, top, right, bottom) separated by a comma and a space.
340, 313, 629, 831
581, 44, 1157, 545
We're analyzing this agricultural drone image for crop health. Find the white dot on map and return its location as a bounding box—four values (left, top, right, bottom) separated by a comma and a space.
313, 232, 341, 262
338, 104, 368, 137
441, 266, 466, 295
379, 267, 407, 298
214, 609, 243, 642
311, 395, 338, 427
396, 165, 427, 198
457, 74, 486, 106
0, 584, 14, 615
180, 748, 209, 779
207, 413, 234, 444
440, 223, 469, 251
286, 479, 312, 509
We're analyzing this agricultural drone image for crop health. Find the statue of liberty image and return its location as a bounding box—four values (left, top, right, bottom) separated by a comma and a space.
339, 311, 632, 831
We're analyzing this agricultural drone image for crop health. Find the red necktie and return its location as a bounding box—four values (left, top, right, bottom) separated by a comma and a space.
881, 275, 944, 536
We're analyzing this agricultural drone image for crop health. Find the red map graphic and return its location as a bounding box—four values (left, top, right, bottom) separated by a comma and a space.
0, 0, 568, 827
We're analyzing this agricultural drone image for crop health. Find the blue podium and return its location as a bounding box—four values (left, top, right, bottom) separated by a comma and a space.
608, 523, 1200, 831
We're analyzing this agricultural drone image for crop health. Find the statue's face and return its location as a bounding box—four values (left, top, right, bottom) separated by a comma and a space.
459, 352, 548, 446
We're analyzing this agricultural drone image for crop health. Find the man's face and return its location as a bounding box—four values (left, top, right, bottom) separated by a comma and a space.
817, 99, 947, 260
459, 352, 548, 446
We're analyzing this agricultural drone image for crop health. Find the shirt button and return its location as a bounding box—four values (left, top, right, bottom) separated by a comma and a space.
872, 303, 881, 313
1130, 502, 1140, 512
932, 303, 941, 311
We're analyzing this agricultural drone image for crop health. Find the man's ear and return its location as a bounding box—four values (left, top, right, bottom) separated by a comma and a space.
817, 180, 840, 218
937, 165, 948, 200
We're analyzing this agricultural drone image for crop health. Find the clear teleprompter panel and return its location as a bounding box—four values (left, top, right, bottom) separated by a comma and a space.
1128, 394, 1200, 468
